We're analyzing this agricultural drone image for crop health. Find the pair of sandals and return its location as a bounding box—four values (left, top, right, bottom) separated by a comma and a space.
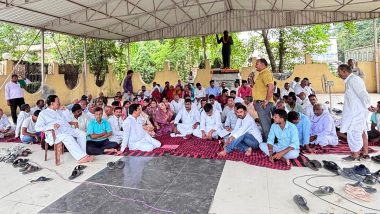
12, 158, 29, 168
107, 160, 125, 170
19, 163, 41, 174
21, 149, 32, 157
68, 165, 87, 180
371, 155, 380, 163
305, 160, 322, 171
322, 160, 342, 175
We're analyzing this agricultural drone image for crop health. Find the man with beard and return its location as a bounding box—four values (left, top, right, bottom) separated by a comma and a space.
218, 104, 262, 157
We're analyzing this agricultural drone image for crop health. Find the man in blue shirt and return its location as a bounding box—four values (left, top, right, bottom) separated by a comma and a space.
259, 109, 300, 165
86, 107, 118, 155
287, 111, 312, 153
205, 80, 221, 97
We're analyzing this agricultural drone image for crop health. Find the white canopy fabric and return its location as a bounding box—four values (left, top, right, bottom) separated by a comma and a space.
0, 0, 379, 42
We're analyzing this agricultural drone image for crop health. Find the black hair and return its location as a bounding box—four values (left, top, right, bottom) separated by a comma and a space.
196, 83, 201, 87
222, 89, 228, 94
289, 94, 297, 102
11, 74, 18, 78
114, 106, 122, 112
94, 107, 103, 113
288, 92, 296, 97
36, 99, 44, 105
308, 94, 317, 99
111, 101, 119, 106
230, 90, 236, 94
235, 104, 247, 111
71, 104, 82, 113
257, 58, 268, 66
227, 96, 234, 100
127, 70, 134, 75
129, 103, 140, 115
287, 111, 300, 123
208, 94, 215, 100
338, 64, 352, 73
209, 80, 214, 84
46, 95, 58, 106
20, 104, 30, 111
242, 80, 247, 84
203, 103, 213, 113
184, 98, 192, 104
33, 110, 41, 117
273, 109, 288, 120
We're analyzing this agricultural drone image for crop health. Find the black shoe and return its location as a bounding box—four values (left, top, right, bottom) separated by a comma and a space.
322, 160, 342, 175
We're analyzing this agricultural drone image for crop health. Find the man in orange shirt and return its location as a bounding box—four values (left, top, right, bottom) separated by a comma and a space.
252, 59, 274, 141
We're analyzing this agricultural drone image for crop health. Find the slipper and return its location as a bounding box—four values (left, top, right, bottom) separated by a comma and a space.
293, 195, 309, 212
74, 165, 87, 171
348, 182, 377, 193
313, 186, 334, 196
68, 169, 83, 180
306, 160, 322, 171
363, 175, 378, 185
341, 168, 364, 182
371, 156, 380, 164
12, 158, 28, 168
19, 163, 31, 172
322, 160, 342, 175
107, 162, 116, 170
371, 170, 380, 178
24, 149, 32, 154
31, 176, 53, 183
115, 160, 125, 169
344, 184, 371, 202
22, 165, 41, 174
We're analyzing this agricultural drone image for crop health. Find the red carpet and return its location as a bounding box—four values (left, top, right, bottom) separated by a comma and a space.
0, 136, 22, 143
115, 134, 309, 170
301, 140, 377, 155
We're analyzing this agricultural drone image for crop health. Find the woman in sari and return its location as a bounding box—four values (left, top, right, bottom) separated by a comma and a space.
145, 100, 159, 119
140, 111, 156, 137
154, 103, 174, 136
183, 84, 192, 99
167, 85, 175, 101
151, 87, 162, 103
175, 85, 184, 98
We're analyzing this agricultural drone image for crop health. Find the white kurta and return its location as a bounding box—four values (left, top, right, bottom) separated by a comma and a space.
170, 99, 184, 114
194, 110, 228, 138
310, 112, 338, 147
212, 101, 222, 113
341, 73, 370, 152
15, 111, 30, 137
303, 104, 329, 120
194, 88, 206, 98
280, 88, 294, 98
35, 108, 87, 160
108, 115, 123, 144
174, 108, 200, 135
294, 85, 312, 97
0, 115, 11, 130
231, 114, 263, 143
221, 106, 234, 123
121, 115, 161, 152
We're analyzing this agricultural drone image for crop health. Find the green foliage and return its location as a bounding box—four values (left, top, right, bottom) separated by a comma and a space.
334, 19, 380, 61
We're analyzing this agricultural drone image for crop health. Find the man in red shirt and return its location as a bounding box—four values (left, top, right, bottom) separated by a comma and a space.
238, 80, 252, 98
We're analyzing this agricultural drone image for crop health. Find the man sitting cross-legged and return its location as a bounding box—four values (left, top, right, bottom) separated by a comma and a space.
218, 104, 263, 156
20, 110, 41, 144
259, 109, 300, 165
118, 104, 161, 153
303, 94, 329, 120
86, 107, 119, 155
368, 101, 380, 142
108, 106, 124, 145
309, 103, 338, 147
172, 98, 200, 137
287, 111, 312, 153
193, 103, 228, 140
35, 95, 93, 163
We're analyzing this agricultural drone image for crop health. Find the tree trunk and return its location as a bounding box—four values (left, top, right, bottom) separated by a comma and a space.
278, 29, 285, 73
261, 29, 277, 72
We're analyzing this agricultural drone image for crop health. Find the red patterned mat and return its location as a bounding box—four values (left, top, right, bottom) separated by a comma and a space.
112, 135, 309, 170
301, 140, 378, 155
0, 135, 22, 143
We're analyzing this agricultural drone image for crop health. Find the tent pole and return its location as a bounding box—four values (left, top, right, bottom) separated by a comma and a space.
41, 29, 45, 96
127, 42, 131, 70
83, 37, 88, 95
374, 18, 379, 93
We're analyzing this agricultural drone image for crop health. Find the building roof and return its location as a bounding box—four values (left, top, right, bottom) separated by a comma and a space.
0, 0, 379, 42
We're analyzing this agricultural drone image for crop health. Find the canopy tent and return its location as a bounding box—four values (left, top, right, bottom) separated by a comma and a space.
0, 0, 379, 42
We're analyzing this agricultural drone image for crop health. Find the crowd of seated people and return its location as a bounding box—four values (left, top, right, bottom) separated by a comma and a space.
1, 60, 377, 165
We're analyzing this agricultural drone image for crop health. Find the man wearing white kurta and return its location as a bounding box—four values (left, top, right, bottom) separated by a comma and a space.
294, 79, 312, 97
310, 104, 338, 147
173, 99, 200, 136
35, 95, 92, 163
119, 104, 161, 152
221, 97, 235, 123
218, 104, 263, 156
338, 64, 373, 161
108, 107, 124, 144
170, 94, 184, 115
15, 104, 31, 138
193, 103, 228, 140
303, 94, 329, 120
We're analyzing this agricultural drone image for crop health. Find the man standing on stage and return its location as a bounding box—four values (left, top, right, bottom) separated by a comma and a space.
216, 30, 233, 69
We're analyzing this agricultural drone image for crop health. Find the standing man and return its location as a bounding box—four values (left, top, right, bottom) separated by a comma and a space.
252, 59, 274, 141
216, 30, 233, 69
338, 64, 373, 161
5, 74, 27, 124
123, 70, 134, 101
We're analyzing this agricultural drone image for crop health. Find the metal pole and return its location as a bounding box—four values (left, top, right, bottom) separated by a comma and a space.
41, 29, 45, 96
202, 35, 206, 60
374, 18, 379, 93
127, 42, 131, 70
0, 31, 40, 90
83, 37, 88, 95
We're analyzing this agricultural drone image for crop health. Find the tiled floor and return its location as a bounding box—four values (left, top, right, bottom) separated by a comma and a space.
39, 156, 225, 214
2, 93, 380, 214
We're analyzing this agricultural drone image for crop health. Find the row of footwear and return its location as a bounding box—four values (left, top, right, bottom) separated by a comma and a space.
12, 158, 41, 174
